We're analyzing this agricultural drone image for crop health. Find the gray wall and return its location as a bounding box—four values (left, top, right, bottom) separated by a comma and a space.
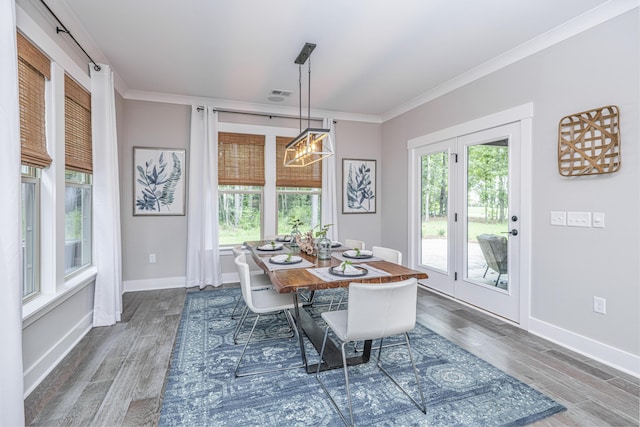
119, 105, 383, 282
119, 101, 190, 281
380, 11, 639, 355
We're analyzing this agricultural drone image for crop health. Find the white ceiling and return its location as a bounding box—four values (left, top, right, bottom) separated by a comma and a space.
51, 0, 618, 121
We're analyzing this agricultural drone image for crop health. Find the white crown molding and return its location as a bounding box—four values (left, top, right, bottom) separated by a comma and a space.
123, 89, 382, 123
382, 0, 640, 122
38, 0, 638, 124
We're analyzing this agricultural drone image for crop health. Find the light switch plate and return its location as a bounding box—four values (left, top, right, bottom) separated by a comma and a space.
567, 211, 591, 227
550, 211, 566, 226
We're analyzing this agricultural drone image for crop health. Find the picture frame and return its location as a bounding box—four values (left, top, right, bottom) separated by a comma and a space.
342, 158, 376, 214
133, 147, 186, 216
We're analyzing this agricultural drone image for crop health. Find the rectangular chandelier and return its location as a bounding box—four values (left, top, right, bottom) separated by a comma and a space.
283, 128, 333, 167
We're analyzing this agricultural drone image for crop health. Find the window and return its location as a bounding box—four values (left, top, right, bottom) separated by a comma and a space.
216, 131, 323, 245
18, 32, 50, 300
276, 187, 321, 235
275, 136, 322, 234
22, 166, 40, 301
64, 172, 92, 275
64, 74, 93, 276
218, 185, 263, 245
218, 133, 265, 244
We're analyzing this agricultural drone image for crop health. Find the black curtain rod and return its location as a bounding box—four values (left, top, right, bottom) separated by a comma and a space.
39, 0, 101, 72
196, 107, 334, 123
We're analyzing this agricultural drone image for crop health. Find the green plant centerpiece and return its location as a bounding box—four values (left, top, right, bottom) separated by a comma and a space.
315, 224, 333, 260
289, 217, 303, 248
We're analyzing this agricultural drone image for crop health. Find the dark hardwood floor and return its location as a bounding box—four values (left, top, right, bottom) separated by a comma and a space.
25, 286, 639, 426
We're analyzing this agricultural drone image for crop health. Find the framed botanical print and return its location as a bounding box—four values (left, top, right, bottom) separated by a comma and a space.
342, 158, 376, 214
133, 147, 186, 216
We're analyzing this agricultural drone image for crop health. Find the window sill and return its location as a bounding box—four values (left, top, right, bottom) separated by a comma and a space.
22, 266, 98, 328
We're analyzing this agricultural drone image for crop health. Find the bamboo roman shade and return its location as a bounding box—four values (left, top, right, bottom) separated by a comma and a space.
218, 132, 265, 186
17, 32, 52, 168
64, 74, 92, 173
276, 136, 322, 188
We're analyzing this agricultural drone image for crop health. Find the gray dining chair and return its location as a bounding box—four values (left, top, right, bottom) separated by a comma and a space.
233, 254, 304, 377
315, 278, 426, 426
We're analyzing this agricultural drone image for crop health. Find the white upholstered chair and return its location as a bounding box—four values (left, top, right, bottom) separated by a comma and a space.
233, 254, 304, 377
230, 245, 272, 320
315, 278, 426, 425
371, 245, 403, 264
343, 239, 365, 250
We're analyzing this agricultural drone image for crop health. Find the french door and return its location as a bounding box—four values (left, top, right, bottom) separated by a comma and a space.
414, 122, 521, 322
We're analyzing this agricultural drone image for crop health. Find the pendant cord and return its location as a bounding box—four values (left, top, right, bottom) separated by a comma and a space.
298, 64, 302, 133
307, 58, 311, 130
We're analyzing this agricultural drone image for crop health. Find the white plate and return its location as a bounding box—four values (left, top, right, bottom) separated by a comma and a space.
258, 243, 284, 251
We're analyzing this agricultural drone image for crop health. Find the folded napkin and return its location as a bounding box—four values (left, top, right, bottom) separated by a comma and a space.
270, 254, 300, 263
258, 243, 283, 250
331, 241, 342, 247
344, 249, 373, 257
338, 261, 362, 275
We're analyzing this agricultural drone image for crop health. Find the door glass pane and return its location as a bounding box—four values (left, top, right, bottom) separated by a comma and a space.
466, 140, 509, 289
420, 151, 448, 272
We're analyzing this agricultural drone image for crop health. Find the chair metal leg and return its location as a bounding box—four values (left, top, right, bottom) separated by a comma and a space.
341, 341, 355, 426
232, 305, 250, 344
315, 329, 352, 426
234, 313, 304, 378
376, 334, 426, 414
233, 308, 294, 345
230, 295, 244, 319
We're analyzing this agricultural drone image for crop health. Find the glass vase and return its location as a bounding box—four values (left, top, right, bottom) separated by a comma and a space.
316, 235, 332, 260
290, 225, 302, 247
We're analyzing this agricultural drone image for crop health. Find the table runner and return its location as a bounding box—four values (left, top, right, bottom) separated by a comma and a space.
331, 252, 382, 263
259, 255, 316, 272
306, 263, 391, 282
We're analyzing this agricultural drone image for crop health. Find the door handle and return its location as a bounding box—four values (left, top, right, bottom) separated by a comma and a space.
502, 229, 518, 236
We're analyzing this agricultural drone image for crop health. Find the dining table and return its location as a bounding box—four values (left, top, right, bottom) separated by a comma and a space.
245, 240, 428, 374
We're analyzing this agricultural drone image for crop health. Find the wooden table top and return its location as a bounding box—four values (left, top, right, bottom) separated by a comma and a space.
246, 241, 428, 294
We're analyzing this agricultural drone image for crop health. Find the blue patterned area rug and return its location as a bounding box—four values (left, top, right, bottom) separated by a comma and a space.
159, 288, 565, 426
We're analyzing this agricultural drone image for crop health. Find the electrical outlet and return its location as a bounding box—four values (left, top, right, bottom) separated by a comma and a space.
593, 296, 606, 315
149, 253, 156, 263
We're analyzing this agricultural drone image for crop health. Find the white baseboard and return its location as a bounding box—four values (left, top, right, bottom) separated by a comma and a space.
123, 274, 239, 293
23, 312, 93, 398
123, 276, 186, 292
529, 317, 640, 378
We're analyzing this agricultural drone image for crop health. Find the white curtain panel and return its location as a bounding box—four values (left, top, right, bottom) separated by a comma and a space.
186, 106, 222, 288
321, 118, 339, 241
91, 64, 123, 327
0, 3, 26, 424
